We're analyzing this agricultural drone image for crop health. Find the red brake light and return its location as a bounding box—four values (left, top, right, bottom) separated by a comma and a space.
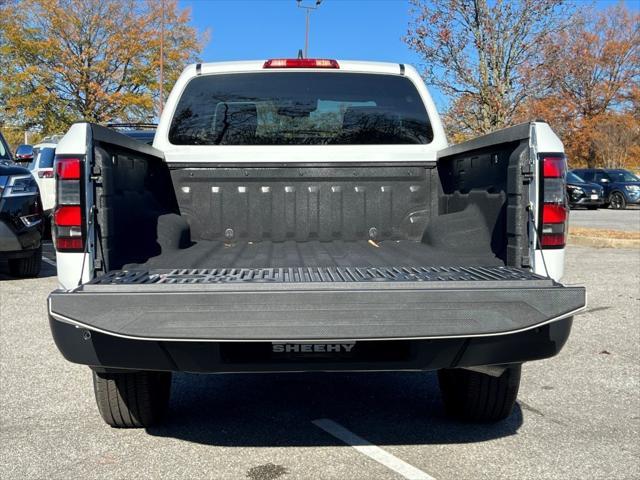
54, 206, 82, 226
53, 205, 84, 252
540, 234, 566, 247
542, 204, 567, 224
55, 237, 84, 250
53, 155, 85, 253
542, 156, 565, 178
263, 58, 339, 69
56, 157, 81, 180
539, 155, 568, 249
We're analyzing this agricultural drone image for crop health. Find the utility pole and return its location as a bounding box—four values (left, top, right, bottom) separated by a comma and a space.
159, 0, 165, 116
296, 0, 322, 58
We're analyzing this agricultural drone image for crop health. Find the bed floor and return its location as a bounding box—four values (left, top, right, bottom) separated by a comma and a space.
125, 239, 504, 270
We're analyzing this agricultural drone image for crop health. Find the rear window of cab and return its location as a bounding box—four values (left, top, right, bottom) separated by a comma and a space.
168, 72, 433, 146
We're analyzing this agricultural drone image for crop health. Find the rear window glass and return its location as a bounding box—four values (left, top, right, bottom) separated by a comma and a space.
0, 134, 9, 160
28, 148, 40, 170
169, 72, 433, 145
38, 147, 55, 168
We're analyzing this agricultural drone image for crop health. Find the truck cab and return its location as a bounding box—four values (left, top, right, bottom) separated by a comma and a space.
47, 59, 585, 428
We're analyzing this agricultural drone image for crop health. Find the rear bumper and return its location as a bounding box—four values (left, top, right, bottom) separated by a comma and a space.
570, 197, 604, 207
49, 315, 574, 373
47, 266, 585, 373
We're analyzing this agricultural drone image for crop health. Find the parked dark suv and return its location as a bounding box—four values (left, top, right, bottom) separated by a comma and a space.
566, 171, 604, 209
0, 132, 44, 277
572, 168, 640, 209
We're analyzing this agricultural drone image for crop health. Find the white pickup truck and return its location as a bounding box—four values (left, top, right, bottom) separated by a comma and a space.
48, 59, 585, 428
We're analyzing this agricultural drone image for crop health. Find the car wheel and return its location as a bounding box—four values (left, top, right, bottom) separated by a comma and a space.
92, 370, 172, 428
438, 365, 521, 422
609, 192, 626, 210
8, 246, 42, 278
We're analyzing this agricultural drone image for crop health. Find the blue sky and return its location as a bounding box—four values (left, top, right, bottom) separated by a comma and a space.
179, 0, 631, 109
181, 1, 424, 64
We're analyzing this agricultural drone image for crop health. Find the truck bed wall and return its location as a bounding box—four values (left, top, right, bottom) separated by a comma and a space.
169, 166, 435, 242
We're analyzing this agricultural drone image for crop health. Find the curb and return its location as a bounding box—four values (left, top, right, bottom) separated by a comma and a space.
568, 235, 640, 249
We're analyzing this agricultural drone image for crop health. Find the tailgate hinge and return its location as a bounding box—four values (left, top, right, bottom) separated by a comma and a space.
521, 159, 535, 179
91, 165, 102, 186
522, 146, 536, 178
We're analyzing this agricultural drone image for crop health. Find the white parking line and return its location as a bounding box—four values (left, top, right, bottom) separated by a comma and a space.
312, 418, 435, 480
42, 257, 57, 267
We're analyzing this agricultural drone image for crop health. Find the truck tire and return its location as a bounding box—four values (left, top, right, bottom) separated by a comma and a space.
438, 365, 521, 422
8, 246, 42, 278
92, 370, 171, 428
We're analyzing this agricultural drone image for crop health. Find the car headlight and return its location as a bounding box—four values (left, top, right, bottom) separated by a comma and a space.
3, 174, 39, 197
625, 185, 640, 193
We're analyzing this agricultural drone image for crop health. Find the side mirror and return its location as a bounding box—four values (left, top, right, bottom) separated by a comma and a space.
15, 144, 34, 163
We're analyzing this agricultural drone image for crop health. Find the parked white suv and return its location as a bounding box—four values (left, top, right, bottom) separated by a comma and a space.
28, 141, 58, 214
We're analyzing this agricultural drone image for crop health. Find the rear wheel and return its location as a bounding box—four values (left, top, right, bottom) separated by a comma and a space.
438, 365, 521, 422
92, 370, 172, 428
609, 192, 626, 210
8, 246, 42, 278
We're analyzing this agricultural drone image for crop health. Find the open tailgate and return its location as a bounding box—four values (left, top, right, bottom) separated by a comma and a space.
48, 265, 586, 342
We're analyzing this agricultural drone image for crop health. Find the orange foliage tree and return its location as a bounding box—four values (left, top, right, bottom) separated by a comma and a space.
405, 0, 569, 138
518, 3, 639, 168
0, 0, 205, 136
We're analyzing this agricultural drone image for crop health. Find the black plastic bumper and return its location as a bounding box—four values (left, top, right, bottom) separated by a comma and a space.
49, 315, 574, 373
570, 197, 604, 207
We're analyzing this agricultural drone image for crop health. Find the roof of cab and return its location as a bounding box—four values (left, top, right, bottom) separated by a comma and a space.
192, 59, 406, 76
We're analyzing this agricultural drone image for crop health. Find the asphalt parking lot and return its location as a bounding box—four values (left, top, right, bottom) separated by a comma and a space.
570, 207, 640, 232
1, 243, 639, 479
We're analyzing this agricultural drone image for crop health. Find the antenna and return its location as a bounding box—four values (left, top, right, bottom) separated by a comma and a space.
296, 0, 323, 57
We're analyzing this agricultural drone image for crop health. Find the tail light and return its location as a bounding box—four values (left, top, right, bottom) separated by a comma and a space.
263, 58, 339, 69
53, 156, 84, 252
540, 156, 568, 248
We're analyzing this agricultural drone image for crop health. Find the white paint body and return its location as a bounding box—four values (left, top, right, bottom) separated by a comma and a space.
54, 60, 566, 289
28, 141, 58, 212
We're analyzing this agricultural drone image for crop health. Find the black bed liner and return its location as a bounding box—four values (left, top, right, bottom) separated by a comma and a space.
49, 265, 586, 342
89, 265, 546, 286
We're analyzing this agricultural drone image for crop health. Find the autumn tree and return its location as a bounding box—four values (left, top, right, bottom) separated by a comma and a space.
592, 113, 640, 169
0, 0, 205, 136
405, 0, 569, 138
519, 3, 639, 168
